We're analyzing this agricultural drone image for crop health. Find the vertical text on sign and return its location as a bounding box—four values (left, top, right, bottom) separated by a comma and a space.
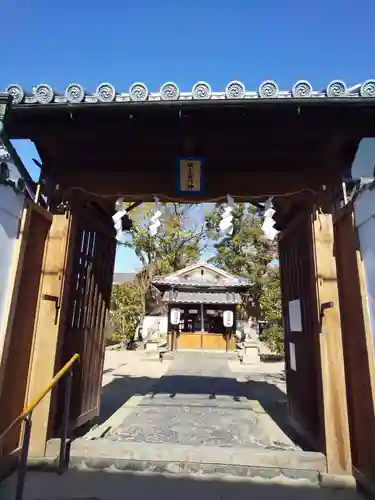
177, 158, 203, 195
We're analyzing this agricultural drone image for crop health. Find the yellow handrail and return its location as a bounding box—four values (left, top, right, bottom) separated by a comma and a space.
0, 353, 79, 446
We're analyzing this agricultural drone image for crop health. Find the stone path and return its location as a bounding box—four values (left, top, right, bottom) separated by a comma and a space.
0, 351, 366, 499
108, 351, 295, 450
82, 348, 172, 438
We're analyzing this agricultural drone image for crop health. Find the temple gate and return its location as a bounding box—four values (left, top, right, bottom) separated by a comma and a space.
1, 78, 375, 485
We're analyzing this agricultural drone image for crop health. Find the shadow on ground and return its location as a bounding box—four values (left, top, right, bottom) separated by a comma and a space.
0, 468, 364, 500
85, 371, 305, 449
89, 375, 161, 429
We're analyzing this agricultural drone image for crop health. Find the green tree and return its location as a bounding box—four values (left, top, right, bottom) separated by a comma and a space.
119, 203, 207, 315
108, 283, 143, 343
205, 203, 277, 318
129, 203, 206, 274
206, 203, 283, 354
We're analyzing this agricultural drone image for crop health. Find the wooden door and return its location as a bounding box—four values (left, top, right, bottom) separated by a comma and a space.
0, 202, 51, 457
53, 204, 116, 432
278, 212, 323, 449
280, 207, 351, 474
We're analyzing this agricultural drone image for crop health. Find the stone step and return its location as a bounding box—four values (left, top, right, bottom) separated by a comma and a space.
41, 438, 326, 483
0, 468, 360, 500
159, 350, 240, 361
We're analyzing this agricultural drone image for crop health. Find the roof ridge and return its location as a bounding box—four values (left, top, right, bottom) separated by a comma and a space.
6, 79, 375, 105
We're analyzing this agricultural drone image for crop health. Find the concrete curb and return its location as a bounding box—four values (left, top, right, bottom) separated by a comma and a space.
22, 456, 369, 498
28, 455, 320, 484
21, 456, 365, 493
46, 440, 326, 472
39, 439, 328, 486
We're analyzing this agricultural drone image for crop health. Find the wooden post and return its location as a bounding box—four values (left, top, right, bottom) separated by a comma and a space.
313, 209, 352, 475
225, 329, 230, 352
25, 212, 77, 456
334, 203, 375, 482
200, 302, 204, 332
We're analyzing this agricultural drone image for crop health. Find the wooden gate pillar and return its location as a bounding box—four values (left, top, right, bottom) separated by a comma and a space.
313, 209, 351, 475
26, 211, 77, 456
334, 203, 375, 484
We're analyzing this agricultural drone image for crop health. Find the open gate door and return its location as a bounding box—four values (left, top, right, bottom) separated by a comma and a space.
279, 206, 352, 475
0, 201, 52, 457
279, 212, 323, 450
52, 204, 116, 435
22, 203, 116, 456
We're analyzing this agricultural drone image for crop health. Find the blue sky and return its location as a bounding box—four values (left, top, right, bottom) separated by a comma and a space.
2, 0, 374, 271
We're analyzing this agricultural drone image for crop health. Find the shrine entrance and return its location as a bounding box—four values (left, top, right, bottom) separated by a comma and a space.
1, 80, 375, 484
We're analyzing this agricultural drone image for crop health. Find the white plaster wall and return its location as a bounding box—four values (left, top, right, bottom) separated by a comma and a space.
184, 268, 220, 281
0, 185, 25, 360
354, 188, 375, 355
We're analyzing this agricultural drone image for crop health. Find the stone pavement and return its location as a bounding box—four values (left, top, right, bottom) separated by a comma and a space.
82, 348, 172, 438
0, 350, 366, 499
54, 351, 323, 478
107, 351, 294, 450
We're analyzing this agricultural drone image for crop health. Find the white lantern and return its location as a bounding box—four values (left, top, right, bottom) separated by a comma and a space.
170, 308, 181, 326
223, 310, 234, 328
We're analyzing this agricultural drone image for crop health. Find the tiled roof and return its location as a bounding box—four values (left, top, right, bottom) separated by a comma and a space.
153, 277, 249, 288
162, 290, 242, 305
5, 80, 375, 106
152, 261, 251, 288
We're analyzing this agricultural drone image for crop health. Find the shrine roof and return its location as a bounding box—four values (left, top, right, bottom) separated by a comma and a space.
162, 290, 242, 305
5, 79, 375, 108
152, 261, 251, 289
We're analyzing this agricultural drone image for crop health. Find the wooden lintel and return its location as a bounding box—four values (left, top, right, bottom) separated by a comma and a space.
313, 210, 352, 475
47, 152, 329, 171
52, 170, 333, 203
34, 135, 353, 175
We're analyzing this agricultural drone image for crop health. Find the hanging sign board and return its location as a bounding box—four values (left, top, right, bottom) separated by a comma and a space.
176, 157, 204, 195
223, 310, 234, 328
170, 308, 181, 326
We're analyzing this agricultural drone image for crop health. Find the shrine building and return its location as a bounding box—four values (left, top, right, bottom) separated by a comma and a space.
152, 262, 250, 350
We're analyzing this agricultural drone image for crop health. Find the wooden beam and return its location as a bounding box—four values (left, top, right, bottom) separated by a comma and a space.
49, 157, 328, 175
32, 126, 340, 163
313, 209, 351, 474
51, 169, 335, 203
32, 130, 356, 168
36, 129, 337, 150
7, 103, 375, 141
